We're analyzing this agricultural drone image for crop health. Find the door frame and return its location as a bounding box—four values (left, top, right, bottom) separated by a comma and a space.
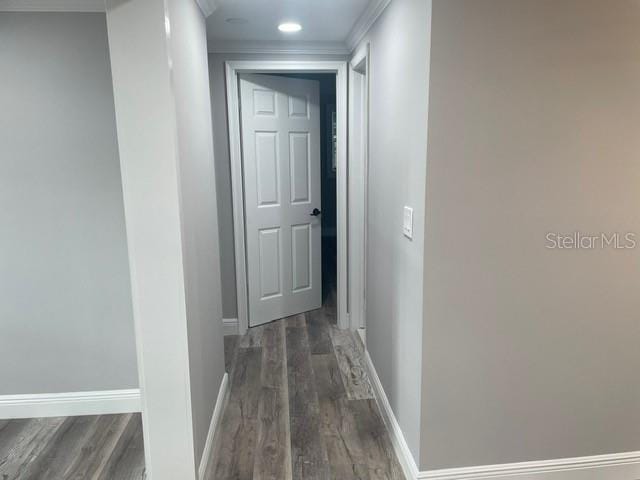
348, 44, 370, 334
225, 60, 348, 334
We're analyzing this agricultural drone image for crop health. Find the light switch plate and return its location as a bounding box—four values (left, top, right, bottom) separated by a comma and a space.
403, 206, 413, 239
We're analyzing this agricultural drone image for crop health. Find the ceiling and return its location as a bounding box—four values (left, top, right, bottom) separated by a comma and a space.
0, 0, 381, 53
205, 0, 372, 48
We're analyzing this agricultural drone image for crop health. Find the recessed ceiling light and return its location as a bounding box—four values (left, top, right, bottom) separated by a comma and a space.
226, 17, 248, 24
278, 22, 302, 33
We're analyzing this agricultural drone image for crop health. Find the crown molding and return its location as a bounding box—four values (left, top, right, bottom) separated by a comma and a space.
195, 0, 219, 17
207, 40, 350, 56
346, 0, 391, 51
0, 0, 105, 12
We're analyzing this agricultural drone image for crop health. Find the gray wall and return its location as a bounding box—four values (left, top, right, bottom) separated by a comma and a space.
355, 0, 432, 462
421, 0, 640, 469
207, 52, 347, 319
0, 12, 138, 395
168, 0, 227, 464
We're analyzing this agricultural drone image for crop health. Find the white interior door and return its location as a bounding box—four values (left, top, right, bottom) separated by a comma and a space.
239, 73, 322, 327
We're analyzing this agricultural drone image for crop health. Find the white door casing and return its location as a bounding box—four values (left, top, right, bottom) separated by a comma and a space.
348, 44, 370, 333
225, 60, 348, 335
239, 73, 322, 327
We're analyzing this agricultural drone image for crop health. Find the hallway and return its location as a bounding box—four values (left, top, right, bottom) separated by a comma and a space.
205, 291, 404, 480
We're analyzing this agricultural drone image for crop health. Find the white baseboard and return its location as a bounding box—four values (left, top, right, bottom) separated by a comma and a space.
223, 318, 239, 336
198, 372, 230, 480
356, 327, 366, 349
362, 349, 640, 480
0, 389, 141, 419
418, 451, 640, 479
362, 349, 420, 479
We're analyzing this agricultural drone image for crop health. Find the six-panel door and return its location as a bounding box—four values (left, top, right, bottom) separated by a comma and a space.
239, 73, 322, 327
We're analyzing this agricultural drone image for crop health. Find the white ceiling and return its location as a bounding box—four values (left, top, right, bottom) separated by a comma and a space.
205, 0, 372, 46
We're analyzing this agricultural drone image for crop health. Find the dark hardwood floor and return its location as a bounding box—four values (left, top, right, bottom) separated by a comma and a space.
0, 289, 402, 480
0, 413, 145, 479
205, 288, 405, 480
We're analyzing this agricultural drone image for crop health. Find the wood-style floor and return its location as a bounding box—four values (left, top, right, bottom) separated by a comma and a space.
205, 290, 404, 480
0, 413, 145, 479
0, 292, 402, 480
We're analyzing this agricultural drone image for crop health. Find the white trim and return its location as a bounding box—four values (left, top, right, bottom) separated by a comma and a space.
223, 317, 239, 336
335, 63, 349, 332
198, 373, 229, 479
356, 327, 366, 348
0, 389, 141, 419
225, 61, 249, 336
418, 452, 640, 480
0, 0, 104, 11
194, 0, 219, 18
345, 0, 391, 51
225, 60, 349, 335
347, 43, 370, 332
208, 40, 349, 56
362, 349, 420, 479
363, 348, 640, 480
350, 42, 369, 71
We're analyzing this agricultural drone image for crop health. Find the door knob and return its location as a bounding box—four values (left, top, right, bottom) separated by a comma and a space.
310, 208, 321, 217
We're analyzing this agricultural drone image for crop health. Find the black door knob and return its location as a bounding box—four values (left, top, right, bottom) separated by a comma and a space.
310, 208, 321, 217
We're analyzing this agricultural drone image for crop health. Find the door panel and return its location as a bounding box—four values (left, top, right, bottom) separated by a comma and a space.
289, 132, 310, 204
288, 94, 309, 118
255, 131, 280, 206
253, 89, 277, 116
291, 223, 311, 291
240, 73, 322, 327
258, 228, 282, 299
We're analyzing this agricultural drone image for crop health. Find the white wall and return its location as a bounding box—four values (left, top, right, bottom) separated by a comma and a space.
106, 0, 225, 476
422, 0, 640, 470
354, 0, 432, 463
207, 52, 347, 319
0, 12, 138, 395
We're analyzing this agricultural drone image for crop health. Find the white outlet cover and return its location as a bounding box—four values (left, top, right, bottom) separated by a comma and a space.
403, 206, 413, 239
